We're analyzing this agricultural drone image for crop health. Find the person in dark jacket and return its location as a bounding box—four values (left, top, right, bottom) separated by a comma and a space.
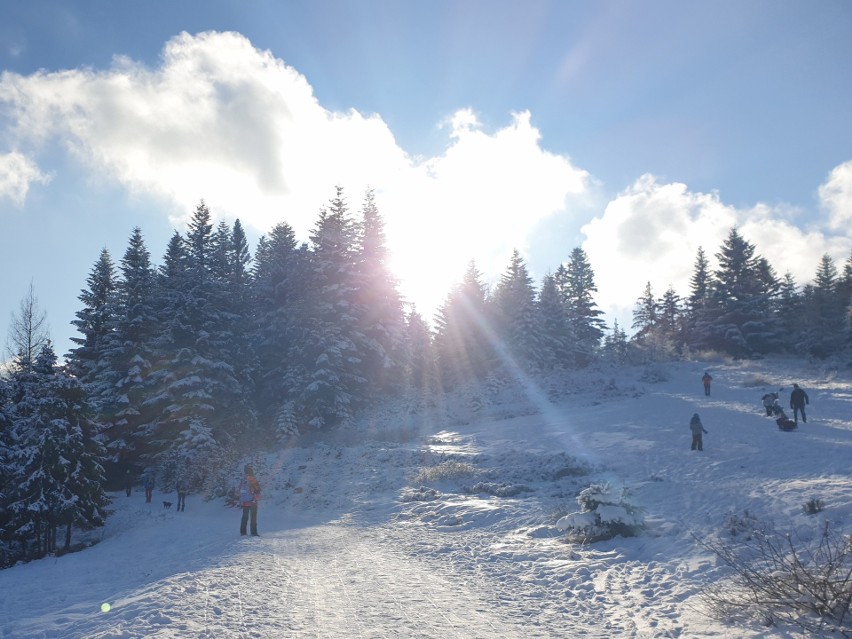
176, 478, 187, 512
702, 371, 712, 396
790, 383, 809, 424
124, 469, 133, 497
690, 413, 708, 451
144, 472, 155, 503
238, 465, 261, 536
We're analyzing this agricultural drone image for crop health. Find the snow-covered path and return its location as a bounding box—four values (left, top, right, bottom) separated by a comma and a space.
1, 357, 850, 638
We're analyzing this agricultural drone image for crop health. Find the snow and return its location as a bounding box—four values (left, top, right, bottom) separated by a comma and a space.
1, 356, 850, 638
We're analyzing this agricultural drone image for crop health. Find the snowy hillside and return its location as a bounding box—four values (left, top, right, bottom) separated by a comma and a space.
1, 357, 850, 638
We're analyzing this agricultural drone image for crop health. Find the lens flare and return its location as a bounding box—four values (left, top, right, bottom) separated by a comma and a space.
100, 603, 111, 613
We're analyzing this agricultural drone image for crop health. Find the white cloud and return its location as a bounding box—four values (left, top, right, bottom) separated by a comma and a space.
0, 151, 50, 205
818, 160, 852, 232
582, 173, 852, 333
0, 31, 592, 317
1, 30, 848, 325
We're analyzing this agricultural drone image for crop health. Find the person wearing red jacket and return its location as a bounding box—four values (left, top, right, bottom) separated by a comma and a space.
238, 465, 261, 536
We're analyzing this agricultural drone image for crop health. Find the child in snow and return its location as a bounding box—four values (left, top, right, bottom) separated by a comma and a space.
690, 413, 708, 451
775, 409, 797, 431
761, 392, 780, 416
238, 465, 261, 536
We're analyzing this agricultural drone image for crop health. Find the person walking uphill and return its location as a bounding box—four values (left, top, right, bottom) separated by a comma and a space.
702, 371, 712, 396
690, 413, 708, 451
238, 465, 261, 536
790, 383, 809, 424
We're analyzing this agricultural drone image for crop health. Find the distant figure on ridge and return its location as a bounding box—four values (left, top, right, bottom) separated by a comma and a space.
690, 413, 708, 451
790, 383, 809, 424
702, 371, 712, 396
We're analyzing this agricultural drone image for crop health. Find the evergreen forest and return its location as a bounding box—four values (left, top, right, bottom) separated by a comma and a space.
1, 187, 851, 565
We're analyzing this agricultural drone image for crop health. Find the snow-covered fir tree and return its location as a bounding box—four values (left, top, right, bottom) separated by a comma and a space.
1, 343, 109, 560
354, 189, 407, 397
433, 260, 494, 387
491, 249, 542, 371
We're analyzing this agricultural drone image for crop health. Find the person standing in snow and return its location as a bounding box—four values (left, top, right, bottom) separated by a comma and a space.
176, 478, 187, 512
761, 392, 779, 416
144, 471, 155, 503
701, 371, 712, 396
790, 383, 809, 424
238, 465, 261, 536
690, 413, 708, 451
124, 469, 133, 497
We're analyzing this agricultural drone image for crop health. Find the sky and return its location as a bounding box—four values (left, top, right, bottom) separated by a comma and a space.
1, 0, 852, 360
1, 356, 850, 637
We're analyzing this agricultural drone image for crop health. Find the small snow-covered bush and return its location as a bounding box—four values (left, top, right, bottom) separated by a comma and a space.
556, 482, 644, 543
466, 482, 534, 497
639, 365, 669, 383
400, 486, 441, 502
414, 460, 476, 483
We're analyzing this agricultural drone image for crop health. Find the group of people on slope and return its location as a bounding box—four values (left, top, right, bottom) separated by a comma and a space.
121, 463, 262, 536
691, 372, 812, 449
123, 469, 188, 511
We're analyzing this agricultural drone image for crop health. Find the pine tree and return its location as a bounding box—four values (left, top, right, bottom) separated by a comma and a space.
631, 282, 657, 338
602, 319, 629, 363
297, 187, 367, 429
3, 343, 109, 558
686, 246, 712, 346
103, 227, 159, 462
355, 189, 407, 395
403, 308, 437, 397
252, 222, 308, 438
799, 254, 845, 357
705, 228, 779, 356
433, 260, 494, 387
556, 248, 605, 365
491, 250, 542, 371
66, 249, 120, 421
537, 272, 575, 370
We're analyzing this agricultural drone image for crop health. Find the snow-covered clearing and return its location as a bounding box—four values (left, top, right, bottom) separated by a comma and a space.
1, 357, 850, 638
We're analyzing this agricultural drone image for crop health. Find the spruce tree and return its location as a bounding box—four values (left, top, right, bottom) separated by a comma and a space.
433, 260, 494, 387
706, 228, 779, 356
297, 187, 367, 429
3, 343, 109, 558
66, 249, 119, 424
105, 227, 159, 462
555, 248, 605, 365
491, 250, 541, 371
537, 272, 575, 370
355, 189, 407, 396
252, 222, 308, 438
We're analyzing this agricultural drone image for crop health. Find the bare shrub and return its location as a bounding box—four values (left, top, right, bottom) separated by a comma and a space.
699, 519, 852, 636
414, 460, 476, 483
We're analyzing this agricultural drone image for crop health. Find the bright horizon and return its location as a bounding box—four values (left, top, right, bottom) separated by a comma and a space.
1, 1, 851, 358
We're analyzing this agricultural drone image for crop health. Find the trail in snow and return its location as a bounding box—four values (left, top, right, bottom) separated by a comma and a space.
1, 357, 849, 638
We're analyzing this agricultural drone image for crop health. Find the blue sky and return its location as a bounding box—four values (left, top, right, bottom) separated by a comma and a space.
2, 0, 851, 360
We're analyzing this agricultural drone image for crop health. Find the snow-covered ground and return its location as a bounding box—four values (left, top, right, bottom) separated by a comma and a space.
1, 357, 850, 638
